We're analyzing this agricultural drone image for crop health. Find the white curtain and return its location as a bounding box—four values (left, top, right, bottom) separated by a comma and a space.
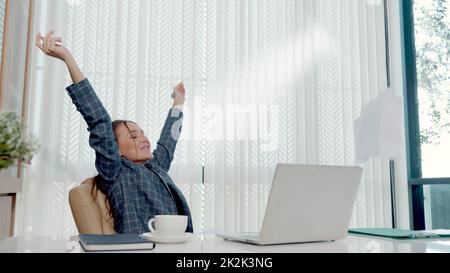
15, 0, 396, 238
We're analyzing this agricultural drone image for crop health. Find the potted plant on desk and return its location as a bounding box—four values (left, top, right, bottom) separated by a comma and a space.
0, 111, 38, 238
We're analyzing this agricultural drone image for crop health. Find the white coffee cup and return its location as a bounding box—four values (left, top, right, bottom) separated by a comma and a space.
148, 215, 188, 237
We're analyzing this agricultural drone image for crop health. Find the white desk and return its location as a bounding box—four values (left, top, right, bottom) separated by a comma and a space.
1, 234, 450, 253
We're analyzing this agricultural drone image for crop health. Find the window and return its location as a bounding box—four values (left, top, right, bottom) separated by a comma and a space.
403, 0, 450, 230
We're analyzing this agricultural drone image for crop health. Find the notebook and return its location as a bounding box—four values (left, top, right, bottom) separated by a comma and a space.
78, 234, 156, 252
348, 228, 450, 240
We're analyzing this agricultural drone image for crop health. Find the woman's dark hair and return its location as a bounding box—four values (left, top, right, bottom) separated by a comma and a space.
91, 120, 137, 215
112, 120, 137, 140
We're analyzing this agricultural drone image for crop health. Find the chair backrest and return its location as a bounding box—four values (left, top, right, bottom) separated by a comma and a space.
69, 177, 116, 234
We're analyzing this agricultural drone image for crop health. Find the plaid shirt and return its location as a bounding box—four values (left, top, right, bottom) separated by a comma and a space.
66, 79, 193, 234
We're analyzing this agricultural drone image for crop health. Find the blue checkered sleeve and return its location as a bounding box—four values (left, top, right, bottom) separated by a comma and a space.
66, 79, 122, 181
149, 108, 183, 172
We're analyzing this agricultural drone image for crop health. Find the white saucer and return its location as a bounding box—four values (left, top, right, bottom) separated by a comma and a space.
141, 232, 193, 244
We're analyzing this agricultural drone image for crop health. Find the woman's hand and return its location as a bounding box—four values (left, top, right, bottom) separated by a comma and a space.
35, 31, 72, 62
172, 82, 186, 106
35, 30, 85, 84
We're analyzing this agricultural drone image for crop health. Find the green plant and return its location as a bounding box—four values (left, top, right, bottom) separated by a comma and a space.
0, 111, 39, 170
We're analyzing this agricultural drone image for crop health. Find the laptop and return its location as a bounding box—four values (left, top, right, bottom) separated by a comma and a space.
217, 164, 363, 245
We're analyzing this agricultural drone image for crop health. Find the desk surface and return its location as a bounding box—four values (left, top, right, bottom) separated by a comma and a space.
1, 233, 450, 253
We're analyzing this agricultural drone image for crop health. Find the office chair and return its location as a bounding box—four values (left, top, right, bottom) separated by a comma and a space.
69, 177, 116, 234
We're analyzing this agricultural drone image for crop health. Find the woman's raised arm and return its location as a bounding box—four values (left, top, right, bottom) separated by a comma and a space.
36, 31, 122, 182
146, 83, 186, 172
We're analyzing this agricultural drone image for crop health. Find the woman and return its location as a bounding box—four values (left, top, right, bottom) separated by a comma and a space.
35, 31, 193, 234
